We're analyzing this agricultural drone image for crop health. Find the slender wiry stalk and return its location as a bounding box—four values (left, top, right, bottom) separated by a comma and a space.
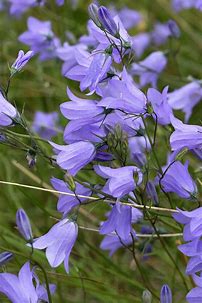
32, 260, 53, 303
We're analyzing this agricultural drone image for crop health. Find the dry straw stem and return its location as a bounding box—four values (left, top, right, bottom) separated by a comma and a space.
2, 163, 178, 215
79, 226, 183, 238
0, 163, 182, 238
11, 160, 98, 223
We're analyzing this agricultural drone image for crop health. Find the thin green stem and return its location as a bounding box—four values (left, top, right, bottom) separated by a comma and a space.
141, 117, 162, 173
5, 77, 11, 98
130, 233, 159, 300
141, 117, 174, 208
148, 215, 189, 292
33, 260, 53, 303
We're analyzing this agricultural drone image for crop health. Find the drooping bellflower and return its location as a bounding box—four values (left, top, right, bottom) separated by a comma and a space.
131, 33, 151, 58
100, 201, 142, 240
0, 261, 55, 303
170, 115, 202, 151
19, 17, 60, 61
152, 20, 180, 46
33, 219, 78, 273
160, 160, 197, 199
32, 111, 61, 140
173, 208, 202, 301
100, 229, 137, 256
131, 51, 167, 88
98, 70, 147, 115
94, 165, 143, 198
147, 86, 173, 125
168, 81, 202, 122
50, 141, 96, 175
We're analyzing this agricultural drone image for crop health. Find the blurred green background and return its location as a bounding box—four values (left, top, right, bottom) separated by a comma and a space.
0, 0, 201, 302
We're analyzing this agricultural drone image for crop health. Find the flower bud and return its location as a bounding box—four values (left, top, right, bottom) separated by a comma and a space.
11, 50, 34, 76
0, 252, 13, 266
98, 6, 119, 37
88, 3, 102, 27
160, 284, 172, 303
16, 208, 33, 242
168, 20, 180, 38
142, 289, 152, 303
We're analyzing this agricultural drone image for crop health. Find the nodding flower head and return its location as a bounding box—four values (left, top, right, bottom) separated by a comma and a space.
16, 208, 33, 242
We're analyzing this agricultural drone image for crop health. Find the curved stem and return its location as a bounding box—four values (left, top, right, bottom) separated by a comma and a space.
141, 117, 174, 208
5, 77, 11, 98
33, 260, 53, 303
149, 219, 189, 292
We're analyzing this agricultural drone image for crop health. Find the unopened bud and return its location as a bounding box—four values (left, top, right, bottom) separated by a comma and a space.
168, 20, 180, 38
11, 50, 34, 76
0, 252, 13, 266
160, 284, 172, 303
142, 289, 152, 303
88, 3, 101, 27
98, 6, 119, 37
16, 208, 33, 242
